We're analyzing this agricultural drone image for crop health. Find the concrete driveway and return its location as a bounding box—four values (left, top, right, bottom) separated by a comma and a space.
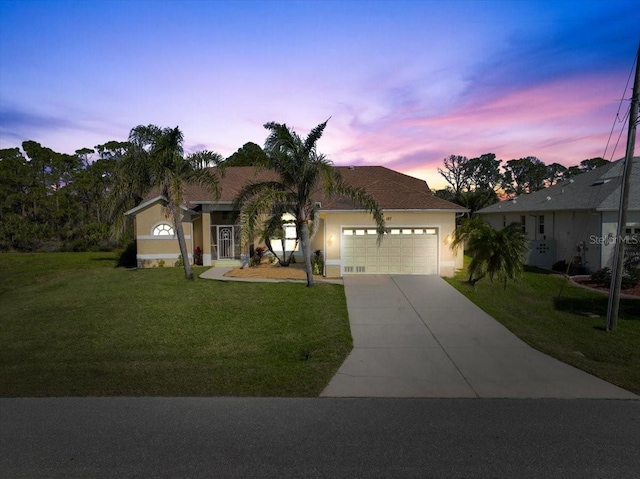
321, 275, 637, 399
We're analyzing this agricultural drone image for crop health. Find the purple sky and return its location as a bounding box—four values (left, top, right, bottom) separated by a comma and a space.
1, 0, 638, 189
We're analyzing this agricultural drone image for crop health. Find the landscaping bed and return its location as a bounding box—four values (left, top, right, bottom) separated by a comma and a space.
570, 275, 640, 298
224, 262, 327, 281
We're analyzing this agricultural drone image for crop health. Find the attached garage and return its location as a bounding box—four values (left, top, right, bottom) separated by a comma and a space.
342, 227, 438, 274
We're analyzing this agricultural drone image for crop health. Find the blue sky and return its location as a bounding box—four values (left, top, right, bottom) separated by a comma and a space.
0, 0, 638, 188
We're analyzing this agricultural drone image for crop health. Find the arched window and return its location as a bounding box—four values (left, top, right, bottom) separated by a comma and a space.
152, 223, 174, 236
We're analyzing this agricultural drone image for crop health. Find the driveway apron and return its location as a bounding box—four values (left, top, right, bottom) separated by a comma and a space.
321, 275, 637, 399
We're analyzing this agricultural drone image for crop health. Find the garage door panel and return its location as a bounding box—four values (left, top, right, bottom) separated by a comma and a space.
342, 227, 438, 275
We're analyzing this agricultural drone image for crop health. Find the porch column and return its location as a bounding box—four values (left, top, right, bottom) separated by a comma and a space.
202, 212, 212, 266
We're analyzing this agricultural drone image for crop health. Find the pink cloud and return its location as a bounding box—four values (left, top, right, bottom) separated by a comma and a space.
321, 70, 629, 190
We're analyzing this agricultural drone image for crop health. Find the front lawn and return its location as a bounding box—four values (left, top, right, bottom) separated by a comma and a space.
446, 264, 640, 395
0, 253, 352, 397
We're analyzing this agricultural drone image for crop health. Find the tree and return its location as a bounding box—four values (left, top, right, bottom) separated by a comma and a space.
111, 125, 220, 279
466, 153, 502, 192
502, 156, 547, 196
458, 189, 499, 215
435, 153, 501, 216
450, 217, 529, 287
437, 155, 470, 195
580, 157, 609, 171
0, 148, 30, 220
235, 120, 385, 287
563, 165, 583, 179
225, 142, 268, 167
545, 163, 568, 186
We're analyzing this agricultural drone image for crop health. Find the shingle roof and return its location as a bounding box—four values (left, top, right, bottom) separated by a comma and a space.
477, 157, 640, 215
183, 165, 464, 211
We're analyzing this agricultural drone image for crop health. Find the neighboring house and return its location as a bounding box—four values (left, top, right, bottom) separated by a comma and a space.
477, 157, 640, 273
125, 165, 466, 277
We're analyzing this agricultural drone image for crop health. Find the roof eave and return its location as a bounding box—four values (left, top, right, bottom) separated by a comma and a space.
125, 195, 191, 216
320, 207, 468, 213
125, 195, 166, 216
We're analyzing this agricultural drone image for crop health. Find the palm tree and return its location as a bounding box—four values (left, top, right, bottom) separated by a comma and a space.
110, 125, 221, 279
235, 120, 386, 287
450, 217, 529, 287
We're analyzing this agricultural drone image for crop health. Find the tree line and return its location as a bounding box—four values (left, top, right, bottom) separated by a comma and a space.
0, 130, 275, 252
0, 129, 608, 253
434, 154, 609, 214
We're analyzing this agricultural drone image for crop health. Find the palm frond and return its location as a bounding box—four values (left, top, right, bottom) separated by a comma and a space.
328, 180, 386, 241
303, 119, 329, 154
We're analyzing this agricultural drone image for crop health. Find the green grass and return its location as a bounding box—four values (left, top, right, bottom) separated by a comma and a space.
0, 253, 352, 397
446, 263, 640, 395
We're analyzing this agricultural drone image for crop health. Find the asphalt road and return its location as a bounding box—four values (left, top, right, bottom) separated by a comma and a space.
2, 397, 639, 478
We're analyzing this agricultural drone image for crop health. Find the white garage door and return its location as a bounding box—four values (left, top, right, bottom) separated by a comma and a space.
342, 228, 438, 274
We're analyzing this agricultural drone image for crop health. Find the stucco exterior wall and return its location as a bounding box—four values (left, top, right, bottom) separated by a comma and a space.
551, 211, 600, 271
483, 210, 605, 272
133, 202, 194, 268
600, 210, 640, 269
133, 204, 461, 276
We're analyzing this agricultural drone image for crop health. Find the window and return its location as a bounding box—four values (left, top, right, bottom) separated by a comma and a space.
520, 215, 526, 233
539, 215, 545, 235
284, 224, 296, 239
152, 223, 174, 236
502, 215, 506, 228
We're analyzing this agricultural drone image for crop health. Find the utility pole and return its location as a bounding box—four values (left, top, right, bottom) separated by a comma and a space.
606, 43, 640, 331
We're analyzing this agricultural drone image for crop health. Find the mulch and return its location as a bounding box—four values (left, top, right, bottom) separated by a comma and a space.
570, 276, 640, 298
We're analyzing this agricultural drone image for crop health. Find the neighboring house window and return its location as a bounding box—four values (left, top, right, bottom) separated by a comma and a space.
152, 223, 174, 236
502, 215, 506, 228
520, 215, 526, 233
539, 215, 545, 235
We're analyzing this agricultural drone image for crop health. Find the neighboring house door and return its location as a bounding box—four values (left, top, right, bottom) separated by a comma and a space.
342, 227, 438, 274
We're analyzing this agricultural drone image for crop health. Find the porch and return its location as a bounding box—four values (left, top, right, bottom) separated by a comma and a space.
209, 224, 243, 266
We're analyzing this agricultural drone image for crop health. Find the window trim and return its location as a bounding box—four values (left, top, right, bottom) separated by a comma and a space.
151, 222, 175, 237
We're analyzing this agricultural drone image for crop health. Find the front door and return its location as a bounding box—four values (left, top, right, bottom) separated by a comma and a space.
218, 226, 234, 259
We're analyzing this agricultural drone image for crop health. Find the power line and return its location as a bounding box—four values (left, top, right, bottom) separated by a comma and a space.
603, 53, 637, 161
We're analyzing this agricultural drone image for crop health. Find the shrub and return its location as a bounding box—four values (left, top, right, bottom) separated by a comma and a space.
193, 246, 203, 266
116, 241, 137, 268
590, 267, 611, 286
622, 268, 639, 289
312, 250, 324, 275
590, 267, 639, 290
250, 255, 262, 267
553, 259, 585, 275
175, 255, 184, 267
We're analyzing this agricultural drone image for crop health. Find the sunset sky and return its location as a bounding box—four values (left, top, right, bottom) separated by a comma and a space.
0, 0, 638, 189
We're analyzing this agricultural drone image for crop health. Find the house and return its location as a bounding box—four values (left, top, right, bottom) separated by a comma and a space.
125, 165, 466, 277
476, 157, 640, 273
